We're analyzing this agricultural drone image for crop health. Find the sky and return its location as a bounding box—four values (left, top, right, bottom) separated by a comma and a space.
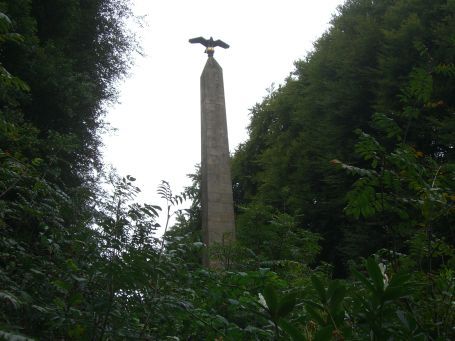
102, 0, 345, 231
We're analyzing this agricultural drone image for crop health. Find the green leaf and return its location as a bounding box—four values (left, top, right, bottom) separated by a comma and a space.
388, 272, 411, 288
305, 300, 324, 311
228, 298, 239, 306
215, 314, 229, 326
66, 258, 79, 271
0, 12, 12, 30
0, 330, 34, 341
396, 310, 410, 330
352, 269, 375, 292
277, 292, 297, 318
192, 241, 204, 248
71, 274, 87, 282
32, 305, 50, 314
0, 291, 21, 309
53, 280, 70, 293
372, 113, 402, 140
279, 319, 306, 341
263, 284, 278, 319
305, 305, 325, 325
0, 12, 11, 23
4, 32, 23, 43
311, 276, 327, 304
314, 325, 333, 341
408, 67, 433, 103
383, 273, 411, 301
366, 258, 384, 292
327, 281, 346, 311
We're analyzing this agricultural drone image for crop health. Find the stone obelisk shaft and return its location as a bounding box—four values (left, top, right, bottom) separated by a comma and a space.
200, 56, 235, 267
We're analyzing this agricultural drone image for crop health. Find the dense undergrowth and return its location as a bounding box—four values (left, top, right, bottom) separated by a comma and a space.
1, 0, 454, 339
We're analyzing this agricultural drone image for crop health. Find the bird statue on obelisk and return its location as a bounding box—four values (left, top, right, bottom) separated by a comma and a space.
189, 36, 235, 268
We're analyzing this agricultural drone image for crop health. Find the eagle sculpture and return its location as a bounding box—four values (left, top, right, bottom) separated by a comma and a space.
189, 36, 229, 57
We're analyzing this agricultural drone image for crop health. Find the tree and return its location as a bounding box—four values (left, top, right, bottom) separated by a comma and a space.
231, 0, 455, 273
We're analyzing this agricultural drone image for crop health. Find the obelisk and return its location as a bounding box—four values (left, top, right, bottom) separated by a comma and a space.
190, 36, 235, 267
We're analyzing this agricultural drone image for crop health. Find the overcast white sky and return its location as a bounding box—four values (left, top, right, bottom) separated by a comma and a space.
102, 0, 345, 230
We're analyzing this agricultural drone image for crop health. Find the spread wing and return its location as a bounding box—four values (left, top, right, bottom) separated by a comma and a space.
214, 39, 229, 49
189, 36, 208, 47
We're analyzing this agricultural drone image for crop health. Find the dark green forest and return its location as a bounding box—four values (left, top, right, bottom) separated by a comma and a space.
1, 0, 454, 339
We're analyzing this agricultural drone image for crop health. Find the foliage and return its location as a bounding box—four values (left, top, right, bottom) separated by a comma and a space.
0, 0, 138, 188
237, 204, 321, 266
1, 0, 454, 339
231, 0, 455, 274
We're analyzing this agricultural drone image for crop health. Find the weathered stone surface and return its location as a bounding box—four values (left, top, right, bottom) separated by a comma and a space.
200, 56, 235, 267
